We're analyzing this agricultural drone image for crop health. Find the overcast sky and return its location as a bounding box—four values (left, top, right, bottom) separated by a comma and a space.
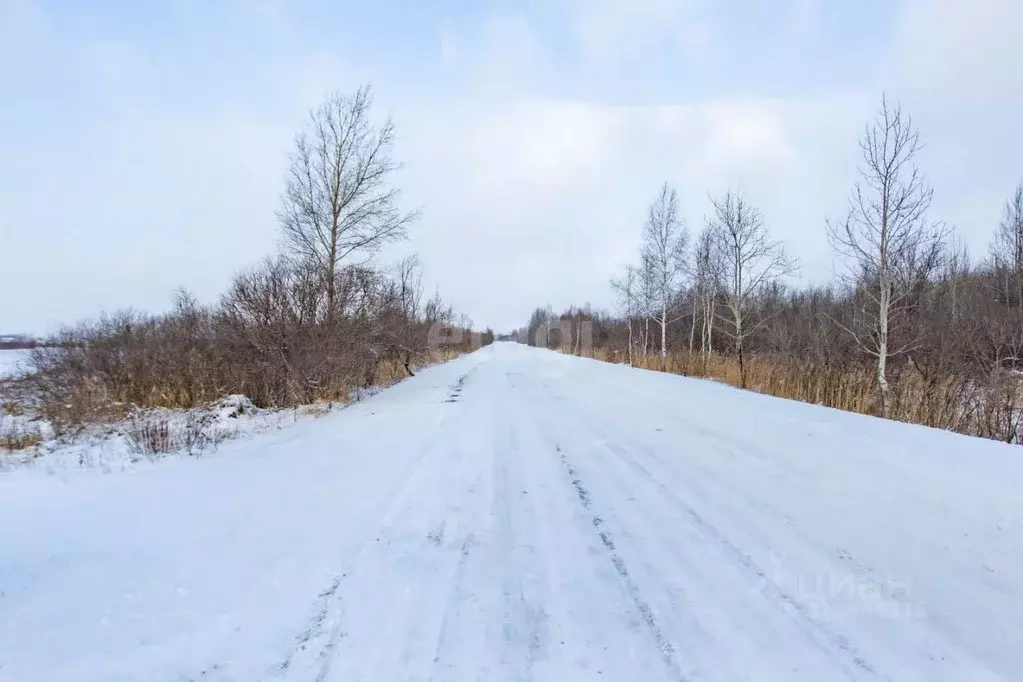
2, 0, 1021, 334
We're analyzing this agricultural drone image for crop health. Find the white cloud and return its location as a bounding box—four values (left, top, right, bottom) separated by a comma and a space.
399, 94, 866, 329
3, 0, 1022, 335
886, 0, 1023, 257
893, 0, 1023, 99
564, 0, 706, 63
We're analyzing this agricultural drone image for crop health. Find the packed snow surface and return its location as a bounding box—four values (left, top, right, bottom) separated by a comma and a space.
2, 343, 1021, 681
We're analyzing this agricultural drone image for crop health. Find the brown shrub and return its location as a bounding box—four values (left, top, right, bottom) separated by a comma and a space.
0, 422, 43, 452
24, 269, 481, 426
124, 413, 222, 458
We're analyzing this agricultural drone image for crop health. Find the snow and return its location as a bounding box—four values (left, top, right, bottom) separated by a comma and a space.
0, 349, 30, 378
2, 342, 1021, 681
0, 395, 356, 476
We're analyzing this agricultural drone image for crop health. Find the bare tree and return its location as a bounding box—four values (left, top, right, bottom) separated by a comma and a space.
642, 183, 689, 359
990, 182, 1023, 307
610, 265, 639, 365
633, 253, 655, 356
692, 226, 722, 361
827, 95, 947, 417
392, 254, 424, 376
708, 189, 795, 387
277, 85, 418, 317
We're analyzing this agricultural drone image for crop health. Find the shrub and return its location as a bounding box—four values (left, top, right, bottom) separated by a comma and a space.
124, 417, 174, 456
124, 413, 222, 458
0, 421, 43, 452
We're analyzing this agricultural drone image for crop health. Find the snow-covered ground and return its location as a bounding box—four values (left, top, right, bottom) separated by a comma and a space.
2, 343, 1021, 681
0, 348, 30, 378
0, 394, 353, 476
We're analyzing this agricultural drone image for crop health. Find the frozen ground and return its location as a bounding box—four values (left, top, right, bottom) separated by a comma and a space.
0, 348, 30, 378
1, 343, 1021, 681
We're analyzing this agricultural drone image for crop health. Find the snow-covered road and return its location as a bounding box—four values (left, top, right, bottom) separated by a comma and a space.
2, 343, 1022, 681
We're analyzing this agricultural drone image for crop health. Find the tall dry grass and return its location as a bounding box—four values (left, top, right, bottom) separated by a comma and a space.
588, 349, 1021, 443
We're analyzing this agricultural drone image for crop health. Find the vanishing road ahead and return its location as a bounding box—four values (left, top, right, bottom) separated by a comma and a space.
2, 343, 1022, 681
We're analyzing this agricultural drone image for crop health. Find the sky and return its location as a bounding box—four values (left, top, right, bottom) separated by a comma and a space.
2, 0, 1022, 334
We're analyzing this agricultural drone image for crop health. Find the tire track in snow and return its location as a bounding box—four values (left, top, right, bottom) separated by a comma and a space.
430, 535, 478, 666
489, 414, 550, 681
274, 385, 472, 681
555, 444, 689, 682
600, 438, 879, 678
277, 574, 347, 676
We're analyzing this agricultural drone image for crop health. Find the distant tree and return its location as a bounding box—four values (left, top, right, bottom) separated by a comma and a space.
708, 189, 795, 387
990, 182, 1023, 307
390, 254, 424, 376
610, 265, 639, 365
827, 96, 947, 417
277, 85, 418, 318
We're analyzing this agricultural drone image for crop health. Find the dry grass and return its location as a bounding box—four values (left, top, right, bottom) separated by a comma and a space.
370, 349, 464, 387
587, 349, 1021, 442
594, 349, 876, 413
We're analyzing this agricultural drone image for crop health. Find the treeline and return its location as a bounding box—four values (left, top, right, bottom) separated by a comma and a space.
0, 336, 39, 350
519, 96, 1023, 444
27, 85, 489, 426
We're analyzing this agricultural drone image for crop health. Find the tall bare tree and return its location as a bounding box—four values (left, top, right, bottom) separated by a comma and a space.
642, 183, 689, 359
277, 85, 418, 318
708, 189, 795, 387
990, 182, 1023, 307
827, 95, 946, 417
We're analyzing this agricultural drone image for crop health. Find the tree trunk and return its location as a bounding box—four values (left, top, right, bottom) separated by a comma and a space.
877, 275, 892, 418
689, 292, 697, 354
660, 304, 667, 359
627, 319, 634, 366
735, 309, 745, 388
326, 220, 339, 318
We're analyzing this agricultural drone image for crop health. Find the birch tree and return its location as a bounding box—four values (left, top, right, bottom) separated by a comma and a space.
277, 85, 418, 318
641, 183, 689, 359
692, 226, 722, 360
708, 189, 795, 387
827, 95, 946, 418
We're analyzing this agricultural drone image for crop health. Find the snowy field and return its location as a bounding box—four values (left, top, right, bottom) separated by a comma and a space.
2, 342, 1021, 681
0, 348, 30, 378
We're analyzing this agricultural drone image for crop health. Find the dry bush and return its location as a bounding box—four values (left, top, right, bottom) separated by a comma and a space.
303, 403, 331, 418
0, 421, 44, 452
124, 412, 222, 458
125, 417, 174, 456
24, 264, 482, 427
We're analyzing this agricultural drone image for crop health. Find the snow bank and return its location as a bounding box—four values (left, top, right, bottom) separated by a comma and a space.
0, 397, 344, 477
